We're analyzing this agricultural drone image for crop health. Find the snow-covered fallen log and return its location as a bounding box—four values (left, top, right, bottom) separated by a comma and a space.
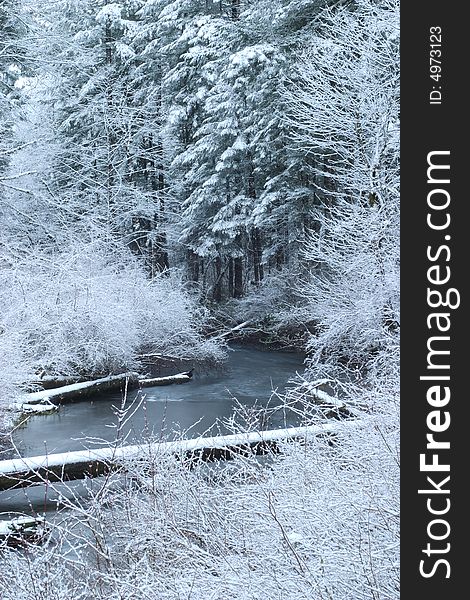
138, 369, 193, 387
18, 370, 193, 409
297, 381, 364, 418
20, 372, 140, 406
310, 388, 362, 417
137, 352, 182, 361
19, 400, 59, 415
0, 421, 362, 491
211, 320, 252, 340
8, 401, 59, 415
0, 516, 48, 546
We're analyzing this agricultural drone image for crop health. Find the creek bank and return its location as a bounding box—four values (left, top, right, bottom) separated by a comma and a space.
0, 515, 48, 547
219, 321, 311, 353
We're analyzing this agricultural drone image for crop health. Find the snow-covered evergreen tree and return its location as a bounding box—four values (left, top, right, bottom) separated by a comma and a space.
22, 0, 170, 273
0, 0, 24, 180
166, 0, 326, 301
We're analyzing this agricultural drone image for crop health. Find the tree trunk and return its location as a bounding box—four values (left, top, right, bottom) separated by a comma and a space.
228, 257, 234, 298
231, 0, 241, 20
275, 246, 284, 271
251, 227, 264, 284
129, 216, 150, 258
213, 254, 223, 302
104, 9, 113, 66
187, 249, 200, 283
150, 127, 170, 275
247, 164, 263, 285
104, 16, 115, 218
234, 256, 243, 298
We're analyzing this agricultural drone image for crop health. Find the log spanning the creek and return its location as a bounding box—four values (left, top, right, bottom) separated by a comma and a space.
22, 372, 141, 406
19, 370, 193, 409
0, 422, 361, 491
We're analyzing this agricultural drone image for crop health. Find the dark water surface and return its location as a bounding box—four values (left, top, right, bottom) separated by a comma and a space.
12, 346, 305, 458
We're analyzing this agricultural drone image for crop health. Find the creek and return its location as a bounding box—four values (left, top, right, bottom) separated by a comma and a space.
1, 346, 305, 516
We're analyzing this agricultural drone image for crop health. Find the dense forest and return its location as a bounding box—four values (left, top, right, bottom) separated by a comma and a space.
0, 0, 399, 598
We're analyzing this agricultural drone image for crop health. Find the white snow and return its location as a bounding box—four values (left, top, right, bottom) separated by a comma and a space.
95, 3, 123, 25
139, 372, 191, 384
308, 386, 362, 416
19, 401, 59, 414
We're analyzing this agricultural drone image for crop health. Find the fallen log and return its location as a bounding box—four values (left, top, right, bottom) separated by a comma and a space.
6, 400, 59, 415
0, 421, 361, 491
19, 370, 194, 408
211, 320, 252, 340
138, 369, 193, 388
20, 372, 140, 406
19, 401, 59, 415
310, 388, 362, 418
0, 516, 48, 547
30, 375, 87, 390
137, 352, 182, 361
296, 381, 364, 419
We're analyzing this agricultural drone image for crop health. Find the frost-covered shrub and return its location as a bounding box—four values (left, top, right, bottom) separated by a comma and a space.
225, 269, 312, 346
0, 330, 32, 431
284, 0, 400, 379
302, 198, 399, 376
0, 240, 224, 387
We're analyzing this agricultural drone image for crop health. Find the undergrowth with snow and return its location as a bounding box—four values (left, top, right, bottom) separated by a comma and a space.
0, 241, 225, 405
0, 400, 399, 599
